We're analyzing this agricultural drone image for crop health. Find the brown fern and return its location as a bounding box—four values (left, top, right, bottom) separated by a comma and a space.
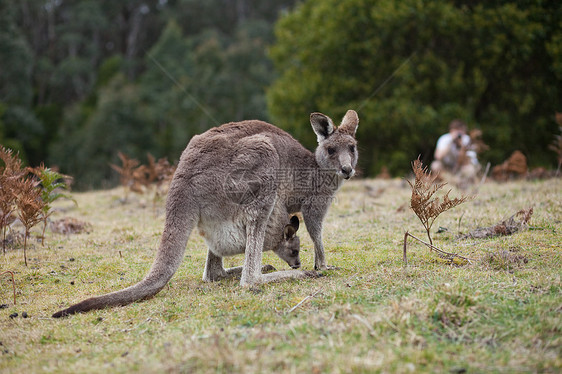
403, 158, 473, 266
131, 164, 150, 193
0, 146, 26, 254
152, 155, 175, 190
145, 153, 159, 184
0, 179, 16, 254
140, 153, 175, 187
110, 152, 140, 201
112, 152, 176, 212
0, 145, 25, 177
407, 158, 470, 245
14, 178, 45, 266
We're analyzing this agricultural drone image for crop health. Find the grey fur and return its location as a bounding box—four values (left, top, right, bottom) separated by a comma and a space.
52, 110, 359, 317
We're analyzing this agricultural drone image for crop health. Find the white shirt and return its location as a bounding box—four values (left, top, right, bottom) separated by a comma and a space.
435, 133, 477, 168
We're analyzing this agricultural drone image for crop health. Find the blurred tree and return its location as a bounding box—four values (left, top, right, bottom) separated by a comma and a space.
0, 1, 33, 107
268, 0, 562, 176
0, 0, 43, 164
165, 0, 297, 35
50, 74, 155, 189
49, 15, 284, 188
139, 19, 197, 159
8, 0, 298, 188
139, 18, 277, 161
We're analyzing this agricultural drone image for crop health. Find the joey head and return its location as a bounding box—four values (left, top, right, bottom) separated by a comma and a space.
272, 215, 301, 269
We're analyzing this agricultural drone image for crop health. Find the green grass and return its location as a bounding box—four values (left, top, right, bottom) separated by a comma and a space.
1, 178, 561, 373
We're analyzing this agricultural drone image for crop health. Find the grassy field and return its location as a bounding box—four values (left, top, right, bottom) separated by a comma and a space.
1, 177, 561, 373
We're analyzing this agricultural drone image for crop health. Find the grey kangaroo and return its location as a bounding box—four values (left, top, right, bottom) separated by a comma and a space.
52, 110, 359, 317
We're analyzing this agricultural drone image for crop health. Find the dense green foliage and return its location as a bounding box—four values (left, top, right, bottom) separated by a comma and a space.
1, 0, 560, 187
1, 0, 296, 189
268, 0, 562, 175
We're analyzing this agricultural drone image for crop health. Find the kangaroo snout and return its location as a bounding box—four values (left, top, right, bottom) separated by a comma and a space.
291, 262, 301, 269
341, 165, 354, 179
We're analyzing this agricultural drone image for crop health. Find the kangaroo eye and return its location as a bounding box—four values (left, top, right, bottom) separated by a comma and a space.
349, 145, 355, 153
327, 147, 336, 155
291, 250, 299, 257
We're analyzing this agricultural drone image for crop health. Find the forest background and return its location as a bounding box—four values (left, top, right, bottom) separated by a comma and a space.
1, 0, 561, 189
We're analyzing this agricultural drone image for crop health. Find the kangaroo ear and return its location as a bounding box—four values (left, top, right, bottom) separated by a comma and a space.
338, 110, 359, 137
284, 224, 296, 239
310, 112, 335, 143
289, 215, 299, 232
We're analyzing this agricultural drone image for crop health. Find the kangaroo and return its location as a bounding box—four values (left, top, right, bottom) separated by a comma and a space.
52, 110, 359, 317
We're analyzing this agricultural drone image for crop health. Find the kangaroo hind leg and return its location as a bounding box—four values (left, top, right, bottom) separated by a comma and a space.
202, 250, 227, 282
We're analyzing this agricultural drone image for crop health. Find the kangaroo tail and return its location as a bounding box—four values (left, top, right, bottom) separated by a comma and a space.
52, 175, 197, 318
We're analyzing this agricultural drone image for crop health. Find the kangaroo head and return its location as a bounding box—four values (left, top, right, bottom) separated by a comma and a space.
311, 110, 359, 180
273, 215, 301, 269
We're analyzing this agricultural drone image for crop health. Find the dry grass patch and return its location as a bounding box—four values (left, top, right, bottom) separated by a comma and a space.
1, 178, 561, 373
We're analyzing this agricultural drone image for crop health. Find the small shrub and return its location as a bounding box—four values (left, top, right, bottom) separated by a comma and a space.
1, 145, 74, 263
28, 164, 75, 245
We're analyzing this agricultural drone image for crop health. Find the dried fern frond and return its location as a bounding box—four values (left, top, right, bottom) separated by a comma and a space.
156, 157, 176, 183
491, 151, 528, 181
110, 152, 141, 200
403, 158, 474, 266
0, 145, 27, 253
407, 158, 471, 245
14, 177, 46, 266
0, 145, 25, 178
0, 177, 17, 253
110, 152, 140, 186
145, 153, 159, 184
129, 153, 176, 193
15, 179, 44, 226
145, 153, 175, 186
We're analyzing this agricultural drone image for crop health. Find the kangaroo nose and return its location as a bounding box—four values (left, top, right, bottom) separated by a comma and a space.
341, 165, 353, 178
291, 262, 301, 269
